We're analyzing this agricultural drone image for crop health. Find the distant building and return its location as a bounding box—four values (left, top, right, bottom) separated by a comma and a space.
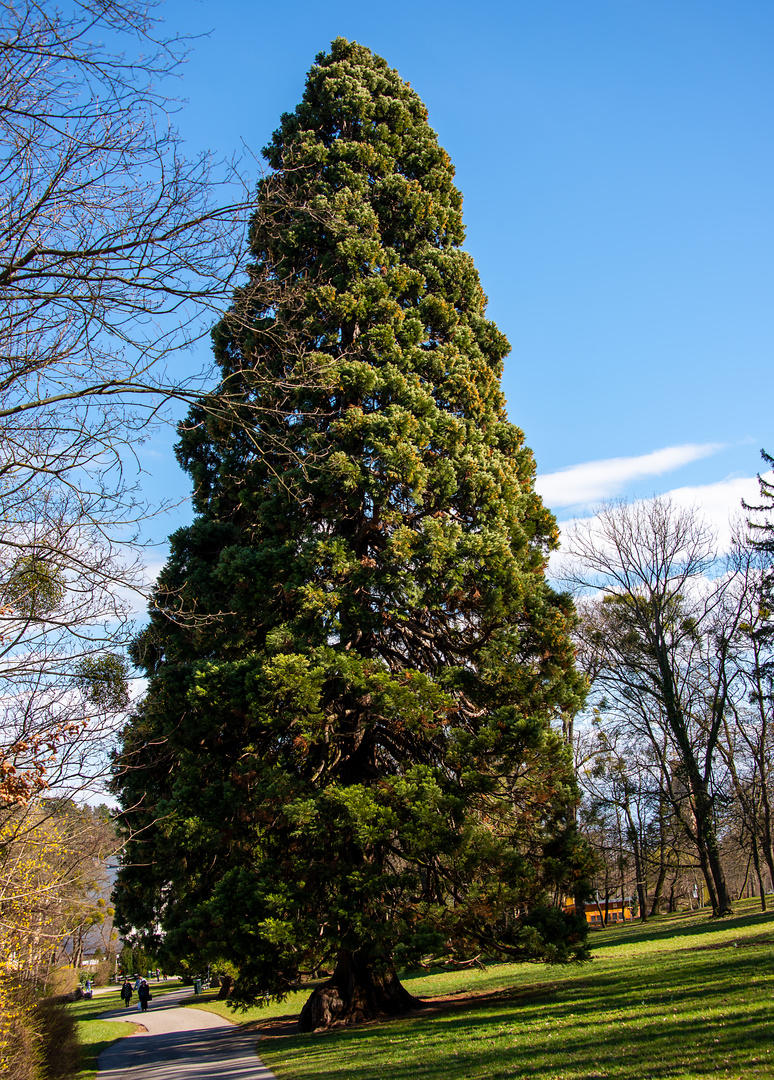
563, 898, 633, 926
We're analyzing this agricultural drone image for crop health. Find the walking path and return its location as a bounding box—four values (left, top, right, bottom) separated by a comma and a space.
98, 986, 279, 1080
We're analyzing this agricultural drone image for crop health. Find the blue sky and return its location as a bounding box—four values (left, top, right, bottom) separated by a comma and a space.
137, 0, 772, 566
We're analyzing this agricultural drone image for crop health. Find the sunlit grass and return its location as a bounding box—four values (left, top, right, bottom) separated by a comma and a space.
189, 900, 774, 1080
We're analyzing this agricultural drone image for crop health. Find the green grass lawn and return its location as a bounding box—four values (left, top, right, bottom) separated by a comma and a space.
187, 899, 774, 1080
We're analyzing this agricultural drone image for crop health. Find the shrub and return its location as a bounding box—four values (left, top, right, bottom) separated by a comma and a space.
35, 996, 80, 1080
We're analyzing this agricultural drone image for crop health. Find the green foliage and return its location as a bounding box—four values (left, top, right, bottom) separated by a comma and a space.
118, 943, 156, 977
4, 556, 65, 618
745, 449, 774, 659
746, 449, 774, 556
75, 654, 130, 712
114, 38, 588, 1005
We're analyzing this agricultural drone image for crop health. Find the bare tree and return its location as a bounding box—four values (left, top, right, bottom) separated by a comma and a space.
0, 7, 251, 1065
565, 498, 740, 915
0, 0, 249, 537
716, 541, 774, 904
0, 798, 117, 981
0, 0, 246, 410
586, 731, 657, 920
0, 0, 254, 807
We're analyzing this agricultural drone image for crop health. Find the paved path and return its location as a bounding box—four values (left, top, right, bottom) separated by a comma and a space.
98, 986, 278, 1080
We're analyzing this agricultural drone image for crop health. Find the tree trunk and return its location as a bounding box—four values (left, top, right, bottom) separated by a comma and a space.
758, 780, 774, 895
618, 831, 627, 922
624, 804, 648, 922
298, 948, 422, 1032
690, 781, 731, 915
649, 862, 667, 916
217, 975, 233, 999
751, 831, 767, 911
668, 880, 677, 913
649, 799, 669, 916
703, 824, 733, 915
739, 851, 752, 899
696, 843, 720, 913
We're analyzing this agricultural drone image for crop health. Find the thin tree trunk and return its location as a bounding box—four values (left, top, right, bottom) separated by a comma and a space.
696, 843, 720, 913
623, 803, 648, 922
668, 879, 677, 913
751, 830, 767, 911
739, 851, 752, 899
649, 798, 669, 916
649, 862, 667, 917
618, 827, 626, 922
758, 780, 774, 894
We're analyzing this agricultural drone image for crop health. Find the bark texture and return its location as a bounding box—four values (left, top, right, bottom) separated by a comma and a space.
298, 949, 422, 1032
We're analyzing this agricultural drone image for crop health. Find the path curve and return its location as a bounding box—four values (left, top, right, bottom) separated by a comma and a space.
98, 986, 278, 1080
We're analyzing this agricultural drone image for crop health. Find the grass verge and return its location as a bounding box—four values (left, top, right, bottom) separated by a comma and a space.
68, 982, 182, 1079
68, 990, 136, 1080
186, 899, 774, 1080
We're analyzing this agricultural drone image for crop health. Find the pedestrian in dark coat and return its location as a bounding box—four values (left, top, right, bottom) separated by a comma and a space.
137, 979, 151, 1012
121, 980, 133, 1008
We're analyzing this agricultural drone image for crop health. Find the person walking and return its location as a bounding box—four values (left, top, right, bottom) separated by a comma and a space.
120, 979, 133, 1008
137, 978, 152, 1012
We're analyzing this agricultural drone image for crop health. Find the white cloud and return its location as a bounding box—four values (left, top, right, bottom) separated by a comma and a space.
141, 559, 167, 586
665, 473, 771, 550
550, 472, 772, 579
536, 443, 724, 509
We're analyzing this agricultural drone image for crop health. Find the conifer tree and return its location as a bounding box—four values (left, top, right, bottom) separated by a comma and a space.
114, 39, 589, 1030
743, 449, 774, 695
746, 450, 774, 569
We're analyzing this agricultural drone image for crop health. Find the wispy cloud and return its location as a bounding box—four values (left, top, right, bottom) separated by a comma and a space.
549, 472, 772, 579
665, 473, 771, 549
536, 443, 724, 509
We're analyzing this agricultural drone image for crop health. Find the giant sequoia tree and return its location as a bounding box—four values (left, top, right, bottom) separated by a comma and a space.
114, 40, 588, 1030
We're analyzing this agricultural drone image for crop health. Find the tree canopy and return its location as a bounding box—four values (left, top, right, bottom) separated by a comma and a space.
113, 38, 589, 1029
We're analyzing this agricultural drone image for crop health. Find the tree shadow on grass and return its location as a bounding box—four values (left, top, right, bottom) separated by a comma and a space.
256, 945, 774, 1080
